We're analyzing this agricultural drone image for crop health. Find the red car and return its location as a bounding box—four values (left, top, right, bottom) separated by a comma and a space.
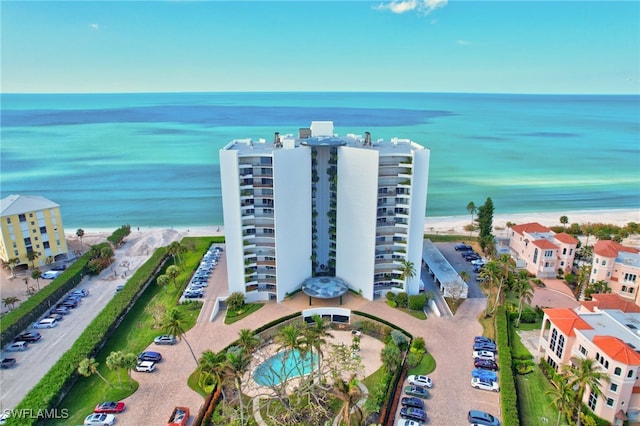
94, 401, 125, 413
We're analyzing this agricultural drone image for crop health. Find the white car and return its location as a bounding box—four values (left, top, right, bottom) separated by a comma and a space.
135, 361, 156, 372
407, 374, 433, 388
33, 318, 58, 329
41, 270, 61, 279
471, 377, 500, 392
472, 350, 495, 361
84, 413, 116, 425
5, 342, 28, 352
396, 420, 422, 426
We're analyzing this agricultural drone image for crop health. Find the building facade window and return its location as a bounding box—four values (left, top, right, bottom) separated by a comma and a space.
606, 398, 614, 407
563, 248, 567, 255
588, 390, 598, 411
18, 214, 26, 222
556, 335, 565, 358
611, 383, 618, 392
550, 329, 557, 352
544, 250, 554, 257
628, 369, 634, 378
625, 273, 638, 282
579, 345, 588, 356
533, 248, 538, 263
614, 367, 622, 376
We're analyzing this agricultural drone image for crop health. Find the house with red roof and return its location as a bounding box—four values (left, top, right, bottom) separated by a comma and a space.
539, 302, 640, 424
508, 222, 578, 278
591, 240, 640, 303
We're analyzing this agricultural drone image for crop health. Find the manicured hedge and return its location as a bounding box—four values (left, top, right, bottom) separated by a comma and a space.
7, 247, 168, 426
0, 246, 106, 344
353, 310, 413, 339
496, 306, 520, 426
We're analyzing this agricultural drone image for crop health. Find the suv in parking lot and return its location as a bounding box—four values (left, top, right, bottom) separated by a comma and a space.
400, 407, 427, 422
455, 243, 473, 251
468, 410, 501, 426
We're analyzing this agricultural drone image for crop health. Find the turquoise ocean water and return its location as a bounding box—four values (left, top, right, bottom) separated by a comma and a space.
1, 92, 638, 229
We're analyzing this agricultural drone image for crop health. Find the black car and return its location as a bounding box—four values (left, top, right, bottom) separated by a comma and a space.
474, 359, 499, 371
14, 331, 42, 343
465, 254, 481, 262
137, 351, 162, 362
401, 397, 425, 409
455, 243, 473, 251
474, 342, 497, 352
51, 307, 70, 315
1, 358, 17, 369
400, 407, 427, 422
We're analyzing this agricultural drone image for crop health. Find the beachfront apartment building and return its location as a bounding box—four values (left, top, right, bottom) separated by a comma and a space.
508, 222, 578, 278
0, 195, 68, 268
590, 240, 640, 303
219, 121, 429, 302
539, 294, 640, 425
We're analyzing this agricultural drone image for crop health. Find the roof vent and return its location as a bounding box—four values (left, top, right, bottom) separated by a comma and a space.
364, 131, 372, 147
274, 132, 282, 148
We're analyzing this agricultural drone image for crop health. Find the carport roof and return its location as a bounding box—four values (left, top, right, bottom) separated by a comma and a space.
422, 239, 468, 295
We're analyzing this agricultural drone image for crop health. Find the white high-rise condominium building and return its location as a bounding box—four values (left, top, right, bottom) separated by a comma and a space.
220, 121, 429, 302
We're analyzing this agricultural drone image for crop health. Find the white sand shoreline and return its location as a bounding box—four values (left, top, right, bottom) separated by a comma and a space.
67, 208, 639, 239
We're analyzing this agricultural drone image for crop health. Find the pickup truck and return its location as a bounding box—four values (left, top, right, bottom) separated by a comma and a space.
168, 406, 189, 426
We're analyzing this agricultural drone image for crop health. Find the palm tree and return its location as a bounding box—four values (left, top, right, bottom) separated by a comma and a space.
490, 254, 514, 314
276, 323, 305, 380
122, 353, 138, 389
399, 259, 416, 291
563, 356, 609, 426
224, 347, 250, 426
575, 265, 591, 301
198, 349, 228, 398
6, 257, 20, 277
26, 250, 40, 269
236, 328, 261, 354
161, 308, 198, 365
166, 265, 181, 288
78, 357, 114, 388
76, 228, 85, 250
514, 270, 534, 326
303, 315, 333, 382
560, 216, 569, 230
466, 201, 477, 235
156, 274, 170, 293
167, 241, 188, 266
106, 351, 125, 387
30, 269, 42, 291
331, 374, 363, 426
2, 296, 20, 310
546, 374, 575, 426
479, 260, 500, 315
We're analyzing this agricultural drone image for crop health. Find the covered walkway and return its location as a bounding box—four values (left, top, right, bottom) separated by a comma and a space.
422, 239, 468, 298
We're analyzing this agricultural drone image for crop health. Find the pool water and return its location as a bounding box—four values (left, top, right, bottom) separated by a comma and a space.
253, 349, 318, 387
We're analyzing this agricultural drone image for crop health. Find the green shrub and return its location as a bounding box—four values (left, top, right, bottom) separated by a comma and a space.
385, 291, 396, 301
411, 336, 426, 353
406, 352, 422, 368
519, 309, 539, 324
408, 293, 426, 311
395, 292, 408, 308
226, 292, 245, 311
387, 300, 397, 308
353, 311, 412, 340
496, 307, 520, 426
107, 224, 131, 247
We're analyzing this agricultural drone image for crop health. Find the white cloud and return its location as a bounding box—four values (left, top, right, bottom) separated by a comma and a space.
89, 23, 100, 31
376, 0, 448, 15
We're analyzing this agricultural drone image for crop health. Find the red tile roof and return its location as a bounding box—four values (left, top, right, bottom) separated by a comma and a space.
511, 222, 550, 236
594, 240, 639, 258
581, 301, 598, 312
533, 239, 557, 249
554, 232, 579, 245
544, 308, 593, 336
633, 386, 640, 394
585, 293, 640, 313
593, 335, 640, 365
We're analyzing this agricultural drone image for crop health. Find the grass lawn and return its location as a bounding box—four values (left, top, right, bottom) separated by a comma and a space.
407, 353, 436, 376
397, 307, 427, 320
477, 312, 496, 341
516, 365, 562, 426
362, 365, 387, 393
59, 237, 216, 425
444, 297, 465, 314
224, 302, 265, 324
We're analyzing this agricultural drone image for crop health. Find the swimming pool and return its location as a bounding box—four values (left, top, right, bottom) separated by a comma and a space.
253, 349, 318, 387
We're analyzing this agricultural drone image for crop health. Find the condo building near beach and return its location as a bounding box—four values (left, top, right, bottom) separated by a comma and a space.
590, 240, 640, 304
220, 121, 429, 302
508, 222, 578, 279
0, 195, 68, 268
539, 294, 640, 425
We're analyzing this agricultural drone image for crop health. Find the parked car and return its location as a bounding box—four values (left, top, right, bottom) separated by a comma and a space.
94, 401, 126, 414
474, 359, 498, 371
473, 350, 496, 361
400, 407, 427, 422
51, 307, 70, 315
396, 420, 422, 426
404, 386, 429, 399
401, 397, 425, 409
5, 341, 28, 352
154, 334, 177, 345
135, 360, 156, 372
460, 250, 474, 257
468, 410, 501, 426
407, 375, 433, 388
474, 336, 495, 345
455, 243, 473, 251
51, 264, 67, 271
168, 406, 189, 426
1, 358, 17, 369
465, 254, 481, 262
84, 413, 116, 425
473, 342, 497, 352
41, 270, 61, 279
58, 299, 78, 309
33, 318, 58, 329
70, 289, 89, 297
472, 368, 498, 382
138, 351, 162, 362
475, 275, 486, 282
14, 331, 41, 343
183, 290, 204, 299
47, 313, 64, 321
471, 377, 500, 392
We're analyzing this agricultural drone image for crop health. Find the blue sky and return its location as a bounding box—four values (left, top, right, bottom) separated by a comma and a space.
2, 1, 639, 94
